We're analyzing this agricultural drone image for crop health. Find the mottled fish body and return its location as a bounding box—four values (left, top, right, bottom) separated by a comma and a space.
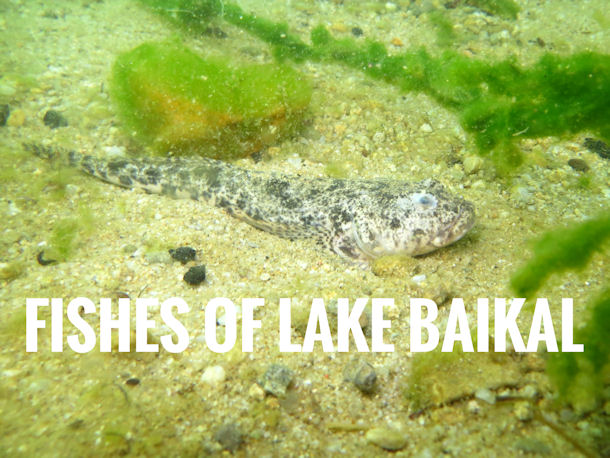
27, 144, 475, 261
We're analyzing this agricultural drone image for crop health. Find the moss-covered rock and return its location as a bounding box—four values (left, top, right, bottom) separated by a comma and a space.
109, 41, 311, 159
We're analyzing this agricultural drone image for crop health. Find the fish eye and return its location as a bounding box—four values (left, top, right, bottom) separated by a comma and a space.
411, 192, 437, 208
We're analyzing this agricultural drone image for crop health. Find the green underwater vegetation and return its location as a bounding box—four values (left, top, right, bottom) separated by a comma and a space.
511, 212, 610, 410
138, 0, 610, 171
510, 211, 610, 298
109, 40, 311, 159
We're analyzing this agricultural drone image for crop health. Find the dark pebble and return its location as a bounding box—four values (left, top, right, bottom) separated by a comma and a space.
0, 104, 9, 126
567, 158, 589, 172
343, 356, 377, 394
125, 378, 140, 386
583, 137, 610, 159
169, 246, 196, 264
214, 423, 243, 452
43, 110, 68, 129
259, 364, 294, 397
183, 265, 206, 285
351, 26, 364, 37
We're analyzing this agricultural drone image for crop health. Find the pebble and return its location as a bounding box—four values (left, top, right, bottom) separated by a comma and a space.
259, 272, 271, 281
169, 246, 196, 264
419, 122, 433, 133
214, 423, 243, 452
43, 109, 68, 128
183, 265, 206, 285
201, 365, 226, 385
7, 108, 25, 127
412, 274, 426, 284
513, 401, 533, 421
365, 427, 407, 451
144, 250, 172, 264
0, 104, 9, 126
567, 158, 589, 172
475, 387, 496, 405
259, 364, 294, 397
463, 155, 484, 174
466, 399, 481, 415
351, 26, 363, 37
125, 377, 140, 386
343, 356, 377, 394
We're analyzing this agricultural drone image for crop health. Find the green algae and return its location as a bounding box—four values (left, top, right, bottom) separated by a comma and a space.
510, 212, 610, 298
547, 288, 610, 412
461, 0, 520, 19
510, 214, 610, 411
109, 40, 311, 159
139, 0, 610, 171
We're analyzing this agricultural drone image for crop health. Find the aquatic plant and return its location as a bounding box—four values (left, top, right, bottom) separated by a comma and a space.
452, 0, 520, 19
510, 211, 610, 298
547, 288, 610, 412
510, 212, 610, 410
109, 40, 311, 159
138, 0, 610, 171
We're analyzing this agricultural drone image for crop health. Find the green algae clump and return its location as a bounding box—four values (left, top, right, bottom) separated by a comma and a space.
109, 41, 311, 159
510, 211, 610, 298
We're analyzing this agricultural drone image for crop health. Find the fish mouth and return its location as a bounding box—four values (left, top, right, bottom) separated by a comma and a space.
434, 202, 475, 247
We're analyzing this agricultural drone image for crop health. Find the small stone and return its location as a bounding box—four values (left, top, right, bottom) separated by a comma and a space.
259, 364, 294, 397
567, 158, 589, 172
351, 26, 364, 37
390, 37, 403, 46
0, 104, 9, 126
463, 155, 484, 174
184, 265, 206, 285
144, 250, 172, 264
125, 377, 140, 386
385, 2, 398, 12
475, 387, 496, 405
214, 423, 243, 452
169, 246, 196, 264
43, 109, 68, 129
419, 122, 433, 133
466, 399, 481, 415
259, 272, 271, 281
343, 356, 377, 394
7, 108, 25, 127
412, 274, 426, 284
514, 401, 533, 421
247, 383, 265, 400
201, 365, 226, 385
365, 427, 407, 451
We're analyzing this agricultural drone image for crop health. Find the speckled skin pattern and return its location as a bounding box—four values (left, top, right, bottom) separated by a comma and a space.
27, 144, 475, 261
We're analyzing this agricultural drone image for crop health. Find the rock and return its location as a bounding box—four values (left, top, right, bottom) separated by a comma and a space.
463, 155, 484, 174
214, 423, 243, 452
343, 357, 377, 394
201, 365, 226, 385
365, 427, 407, 451
475, 387, 496, 405
169, 246, 196, 264
144, 250, 172, 264
567, 158, 589, 172
259, 364, 294, 397
183, 265, 206, 285
43, 109, 68, 128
